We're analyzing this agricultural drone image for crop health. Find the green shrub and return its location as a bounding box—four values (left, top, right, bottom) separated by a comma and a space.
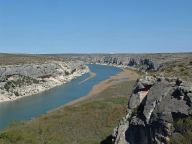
170, 117, 192, 144
174, 117, 192, 133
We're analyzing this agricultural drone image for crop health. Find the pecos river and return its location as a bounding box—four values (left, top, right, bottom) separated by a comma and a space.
0, 64, 122, 130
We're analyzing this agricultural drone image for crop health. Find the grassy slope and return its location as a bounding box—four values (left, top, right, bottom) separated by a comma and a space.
0, 80, 136, 144
1, 53, 191, 143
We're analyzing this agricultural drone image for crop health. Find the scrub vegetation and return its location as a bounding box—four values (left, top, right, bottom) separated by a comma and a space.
157, 57, 192, 81
170, 117, 192, 144
0, 80, 136, 144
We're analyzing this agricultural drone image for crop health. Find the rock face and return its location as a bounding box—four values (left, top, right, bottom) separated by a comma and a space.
66, 54, 168, 72
63, 53, 192, 74
112, 76, 192, 144
91, 55, 160, 72
0, 61, 83, 79
0, 61, 89, 102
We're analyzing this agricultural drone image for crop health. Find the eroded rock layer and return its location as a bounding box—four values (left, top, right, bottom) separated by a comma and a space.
0, 61, 89, 102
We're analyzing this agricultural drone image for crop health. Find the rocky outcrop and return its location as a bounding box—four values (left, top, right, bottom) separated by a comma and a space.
0, 61, 89, 102
69, 55, 162, 72
112, 76, 192, 144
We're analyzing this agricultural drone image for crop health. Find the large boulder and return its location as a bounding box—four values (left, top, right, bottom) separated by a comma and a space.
113, 76, 192, 144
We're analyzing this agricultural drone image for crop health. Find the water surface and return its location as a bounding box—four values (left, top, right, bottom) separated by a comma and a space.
0, 64, 121, 130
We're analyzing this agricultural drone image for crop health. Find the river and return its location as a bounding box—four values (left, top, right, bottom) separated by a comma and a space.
0, 64, 122, 130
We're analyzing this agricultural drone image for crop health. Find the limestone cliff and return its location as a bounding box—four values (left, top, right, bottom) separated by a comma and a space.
0, 61, 89, 102
72, 55, 161, 72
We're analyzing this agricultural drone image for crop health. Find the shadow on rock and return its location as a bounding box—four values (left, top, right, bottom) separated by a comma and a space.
100, 135, 114, 144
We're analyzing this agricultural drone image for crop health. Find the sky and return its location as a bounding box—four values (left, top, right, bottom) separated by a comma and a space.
0, 0, 192, 54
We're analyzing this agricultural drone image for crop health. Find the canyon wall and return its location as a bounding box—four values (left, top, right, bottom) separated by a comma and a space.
0, 60, 89, 102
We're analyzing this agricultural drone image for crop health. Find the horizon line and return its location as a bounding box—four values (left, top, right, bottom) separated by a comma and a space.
0, 51, 192, 55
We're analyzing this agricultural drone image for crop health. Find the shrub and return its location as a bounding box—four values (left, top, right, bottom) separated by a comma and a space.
170, 117, 192, 144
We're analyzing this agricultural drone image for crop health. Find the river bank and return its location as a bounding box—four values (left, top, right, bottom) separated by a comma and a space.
0, 67, 138, 144
0, 64, 122, 130
79, 71, 96, 84
65, 68, 139, 107
0, 62, 89, 103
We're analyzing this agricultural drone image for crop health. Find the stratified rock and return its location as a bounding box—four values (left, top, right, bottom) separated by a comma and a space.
73, 54, 162, 72
0, 61, 89, 101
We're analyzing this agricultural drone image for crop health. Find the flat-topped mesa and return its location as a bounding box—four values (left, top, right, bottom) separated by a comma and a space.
0, 61, 89, 102
112, 76, 192, 144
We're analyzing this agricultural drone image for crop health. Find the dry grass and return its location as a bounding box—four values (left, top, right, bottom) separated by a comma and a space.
0, 80, 136, 144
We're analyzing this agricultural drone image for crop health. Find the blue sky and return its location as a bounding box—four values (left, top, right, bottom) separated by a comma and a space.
0, 0, 192, 54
